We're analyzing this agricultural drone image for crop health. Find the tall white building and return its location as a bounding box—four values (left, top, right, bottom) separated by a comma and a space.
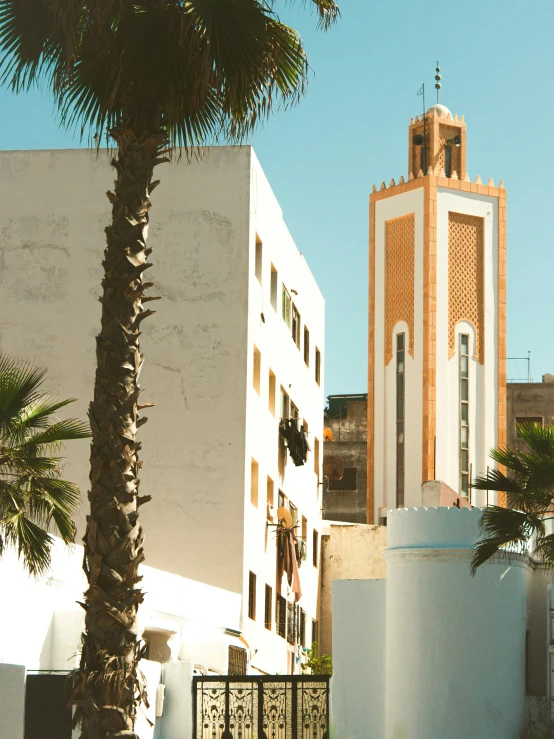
0, 146, 325, 675
367, 103, 507, 522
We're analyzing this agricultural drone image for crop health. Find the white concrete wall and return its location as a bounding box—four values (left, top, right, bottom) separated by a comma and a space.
374, 188, 424, 517
331, 580, 385, 739
436, 190, 498, 504
320, 524, 386, 656
384, 507, 527, 739
154, 661, 193, 739
0, 663, 25, 739
0, 146, 324, 675
0, 538, 242, 675
241, 151, 325, 674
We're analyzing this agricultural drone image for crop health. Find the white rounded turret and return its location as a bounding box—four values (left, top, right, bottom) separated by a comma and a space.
427, 103, 451, 117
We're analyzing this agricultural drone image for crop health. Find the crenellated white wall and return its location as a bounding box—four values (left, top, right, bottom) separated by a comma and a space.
436, 190, 499, 504
332, 507, 537, 739
374, 189, 424, 516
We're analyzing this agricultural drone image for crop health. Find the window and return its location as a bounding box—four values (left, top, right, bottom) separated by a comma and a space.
270, 265, 278, 310
280, 387, 290, 419
251, 459, 259, 507
278, 490, 286, 509
292, 304, 301, 347
267, 476, 274, 513
329, 467, 358, 491
253, 346, 261, 394
303, 326, 310, 366
228, 645, 247, 675
515, 417, 543, 438
313, 530, 319, 567
315, 348, 321, 386
312, 619, 318, 647
265, 585, 272, 630
290, 401, 299, 420
301, 516, 307, 560
289, 502, 297, 529
287, 602, 295, 644
268, 370, 276, 416
248, 571, 257, 620
282, 286, 291, 328
314, 437, 320, 476
396, 334, 405, 507
255, 236, 263, 283
276, 594, 286, 638
445, 145, 452, 178
299, 609, 306, 647
459, 334, 469, 496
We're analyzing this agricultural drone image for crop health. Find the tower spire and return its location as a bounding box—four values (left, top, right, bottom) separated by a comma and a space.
435, 62, 441, 103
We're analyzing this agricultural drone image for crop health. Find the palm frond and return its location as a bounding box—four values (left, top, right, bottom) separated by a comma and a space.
2, 509, 53, 576
470, 506, 532, 575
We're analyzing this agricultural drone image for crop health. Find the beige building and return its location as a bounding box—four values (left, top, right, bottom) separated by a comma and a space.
0, 146, 325, 676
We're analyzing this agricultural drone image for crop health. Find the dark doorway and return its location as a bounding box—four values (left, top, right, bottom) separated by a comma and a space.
25, 673, 72, 739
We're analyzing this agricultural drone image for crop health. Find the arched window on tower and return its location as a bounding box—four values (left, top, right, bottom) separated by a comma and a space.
396, 333, 405, 507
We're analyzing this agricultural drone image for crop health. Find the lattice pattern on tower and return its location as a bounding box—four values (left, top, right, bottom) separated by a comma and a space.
385, 214, 415, 364
448, 212, 484, 363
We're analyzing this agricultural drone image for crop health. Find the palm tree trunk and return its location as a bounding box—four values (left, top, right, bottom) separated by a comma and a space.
70, 128, 167, 738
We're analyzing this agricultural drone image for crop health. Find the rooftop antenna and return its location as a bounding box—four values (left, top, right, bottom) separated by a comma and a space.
416, 83, 427, 171
435, 62, 441, 103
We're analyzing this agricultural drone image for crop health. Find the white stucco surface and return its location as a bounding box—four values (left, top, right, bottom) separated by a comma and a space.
331, 579, 385, 739
374, 188, 424, 516
0, 663, 25, 739
332, 507, 539, 739
0, 146, 324, 675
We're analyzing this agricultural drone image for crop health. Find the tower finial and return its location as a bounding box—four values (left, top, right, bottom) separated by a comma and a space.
435, 62, 441, 104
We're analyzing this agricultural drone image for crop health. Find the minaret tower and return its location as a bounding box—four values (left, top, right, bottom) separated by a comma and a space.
367, 79, 506, 523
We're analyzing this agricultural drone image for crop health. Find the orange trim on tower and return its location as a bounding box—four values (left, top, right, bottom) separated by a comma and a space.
422, 177, 437, 483
367, 198, 376, 524
497, 188, 507, 507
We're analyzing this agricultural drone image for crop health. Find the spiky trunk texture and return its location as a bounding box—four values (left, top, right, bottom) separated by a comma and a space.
70, 129, 167, 738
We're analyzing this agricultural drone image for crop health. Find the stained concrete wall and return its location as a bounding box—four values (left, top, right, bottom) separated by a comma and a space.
319, 524, 386, 656
331, 580, 385, 739
0, 663, 25, 739
507, 381, 554, 451
323, 397, 368, 523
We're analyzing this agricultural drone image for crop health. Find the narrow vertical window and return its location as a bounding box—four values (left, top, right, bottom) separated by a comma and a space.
253, 346, 261, 394
301, 516, 307, 560
396, 333, 405, 507
282, 286, 291, 327
250, 459, 259, 507
266, 476, 274, 512
270, 265, 278, 309
255, 236, 263, 283
290, 401, 299, 420
313, 529, 319, 567
291, 304, 301, 346
289, 502, 297, 530
268, 369, 276, 416
280, 387, 290, 419
314, 437, 320, 477
304, 326, 310, 366
315, 348, 321, 386
299, 609, 306, 647
276, 594, 286, 638
248, 571, 257, 620
265, 585, 272, 630
445, 146, 452, 178
460, 334, 470, 496
312, 619, 318, 646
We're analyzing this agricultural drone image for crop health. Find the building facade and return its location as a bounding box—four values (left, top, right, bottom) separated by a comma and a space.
322, 393, 368, 523
507, 374, 554, 453
0, 146, 325, 675
368, 104, 507, 523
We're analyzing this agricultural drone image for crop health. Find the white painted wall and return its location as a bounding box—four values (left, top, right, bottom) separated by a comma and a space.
331, 580, 385, 739
0, 146, 324, 675
436, 190, 498, 504
374, 188, 424, 517
0, 664, 25, 739
384, 507, 527, 739
241, 151, 325, 675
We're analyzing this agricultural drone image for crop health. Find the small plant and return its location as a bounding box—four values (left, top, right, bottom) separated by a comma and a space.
302, 642, 332, 675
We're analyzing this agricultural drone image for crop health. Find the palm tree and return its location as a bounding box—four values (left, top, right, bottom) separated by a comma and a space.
471, 422, 554, 575
0, 2, 340, 736
0, 355, 89, 576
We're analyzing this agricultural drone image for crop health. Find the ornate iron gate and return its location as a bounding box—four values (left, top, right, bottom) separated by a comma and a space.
193, 675, 330, 739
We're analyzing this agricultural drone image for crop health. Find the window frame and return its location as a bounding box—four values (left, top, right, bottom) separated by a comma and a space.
304, 326, 310, 366
282, 285, 292, 328
291, 303, 301, 347
396, 333, 405, 507
255, 236, 263, 284
264, 584, 273, 631
459, 334, 470, 496
248, 571, 257, 620
315, 348, 321, 386
313, 529, 319, 568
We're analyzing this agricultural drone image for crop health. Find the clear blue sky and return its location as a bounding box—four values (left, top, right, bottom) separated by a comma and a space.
1, 0, 552, 396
